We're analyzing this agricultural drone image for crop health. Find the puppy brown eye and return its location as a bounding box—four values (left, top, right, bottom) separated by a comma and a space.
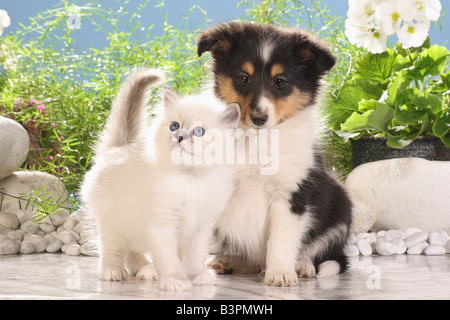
240, 74, 250, 86
274, 77, 285, 88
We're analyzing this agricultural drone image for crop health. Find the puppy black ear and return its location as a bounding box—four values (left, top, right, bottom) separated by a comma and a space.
197, 23, 239, 59
295, 34, 336, 76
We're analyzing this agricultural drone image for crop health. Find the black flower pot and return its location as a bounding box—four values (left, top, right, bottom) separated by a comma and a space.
351, 136, 450, 168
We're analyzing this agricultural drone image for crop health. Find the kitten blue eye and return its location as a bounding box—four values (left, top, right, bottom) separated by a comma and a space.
193, 127, 205, 137
169, 122, 180, 131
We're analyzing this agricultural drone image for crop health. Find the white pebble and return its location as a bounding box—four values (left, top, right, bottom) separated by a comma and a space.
15, 209, 32, 225
428, 231, 442, 245
58, 230, 76, 244
68, 229, 80, 241
80, 242, 98, 256
344, 244, 359, 256
376, 230, 387, 238
0, 239, 20, 255
405, 227, 422, 235
357, 232, 376, 243
63, 218, 78, 231
385, 229, 405, 241
391, 239, 407, 254
20, 221, 38, 234
19, 241, 35, 254
73, 221, 86, 234
404, 232, 428, 248
39, 223, 55, 234
46, 239, 64, 253
407, 242, 429, 255
356, 239, 372, 256
41, 211, 70, 227
439, 231, 450, 244
375, 238, 397, 256
25, 234, 48, 253
65, 243, 81, 256
445, 239, 450, 253
7, 230, 24, 241
424, 244, 446, 255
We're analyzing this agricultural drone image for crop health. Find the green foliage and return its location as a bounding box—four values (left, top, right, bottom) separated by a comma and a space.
329, 40, 450, 149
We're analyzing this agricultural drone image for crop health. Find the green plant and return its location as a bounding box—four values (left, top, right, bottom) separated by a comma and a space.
329, 41, 450, 148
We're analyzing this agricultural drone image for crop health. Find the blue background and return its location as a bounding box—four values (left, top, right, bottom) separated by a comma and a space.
0, 0, 448, 50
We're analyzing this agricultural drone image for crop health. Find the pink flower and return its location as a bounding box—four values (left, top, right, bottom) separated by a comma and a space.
36, 104, 45, 111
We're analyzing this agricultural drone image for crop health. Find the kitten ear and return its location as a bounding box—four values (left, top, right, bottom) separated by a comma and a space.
163, 87, 179, 108
220, 103, 241, 128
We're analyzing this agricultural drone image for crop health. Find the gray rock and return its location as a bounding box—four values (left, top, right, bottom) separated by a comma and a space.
0, 116, 29, 180
0, 239, 20, 254
346, 158, 450, 232
0, 212, 19, 231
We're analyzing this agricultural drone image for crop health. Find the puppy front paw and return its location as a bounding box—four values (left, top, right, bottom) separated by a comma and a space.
296, 259, 316, 278
158, 277, 193, 291
100, 266, 128, 281
263, 271, 299, 287
193, 270, 216, 285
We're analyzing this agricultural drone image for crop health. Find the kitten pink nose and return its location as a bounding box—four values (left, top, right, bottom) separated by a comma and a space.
178, 136, 183, 143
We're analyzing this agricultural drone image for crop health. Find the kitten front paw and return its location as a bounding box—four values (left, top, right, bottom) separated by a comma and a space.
207, 256, 234, 274
263, 271, 299, 287
100, 266, 128, 281
136, 264, 158, 281
192, 270, 216, 286
158, 277, 193, 291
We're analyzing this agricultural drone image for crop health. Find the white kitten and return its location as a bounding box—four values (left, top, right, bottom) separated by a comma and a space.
80, 69, 240, 290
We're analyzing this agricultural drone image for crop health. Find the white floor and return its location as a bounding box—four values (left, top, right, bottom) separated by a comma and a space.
0, 253, 449, 300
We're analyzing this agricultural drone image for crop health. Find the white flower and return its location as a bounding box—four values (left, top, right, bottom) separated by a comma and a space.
345, 18, 388, 54
397, 20, 431, 49
375, 0, 417, 35
347, 0, 378, 24
0, 9, 10, 36
413, 0, 442, 21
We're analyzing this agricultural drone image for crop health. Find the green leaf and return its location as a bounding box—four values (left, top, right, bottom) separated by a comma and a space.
387, 125, 423, 148
353, 49, 401, 84
330, 79, 384, 130
405, 45, 450, 79
394, 105, 428, 125
341, 101, 393, 133
433, 112, 450, 137
387, 71, 412, 105
411, 91, 443, 113
440, 132, 450, 148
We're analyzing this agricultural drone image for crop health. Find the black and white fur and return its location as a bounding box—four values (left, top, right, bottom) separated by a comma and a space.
197, 22, 352, 286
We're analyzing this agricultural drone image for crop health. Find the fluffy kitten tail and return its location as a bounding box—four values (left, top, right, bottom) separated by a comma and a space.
99, 69, 165, 149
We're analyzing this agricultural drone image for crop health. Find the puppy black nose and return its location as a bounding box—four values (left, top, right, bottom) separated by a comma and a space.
251, 114, 268, 126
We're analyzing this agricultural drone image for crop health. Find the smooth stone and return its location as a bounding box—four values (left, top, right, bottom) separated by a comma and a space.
25, 234, 48, 252
391, 239, 407, 254
46, 239, 64, 253
41, 211, 70, 227
428, 231, 443, 246
19, 241, 35, 254
350, 197, 376, 234
63, 218, 77, 230
0, 239, 20, 254
73, 221, 86, 234
7, 230, 23, 241
405, 227, 423, 235
375, 238, 397, 256
0, 212, 19, 231
57, 230, 76, 244
80, 242, 98, 256
407, 242, 429, 255
39, 223, 56, 234
64, 243, 80, 256
0, 116, 30, 180
424, 244, 446, 255
404, 232, 428, 248
445, 239, 450, 253
385, 230, 405, 241
0, 171, 69, 217
346, 158, 450, 232
356, 239, 372, 256
20, 221, 38, 234
15, 209, 33, 225
356, 232, 376, 243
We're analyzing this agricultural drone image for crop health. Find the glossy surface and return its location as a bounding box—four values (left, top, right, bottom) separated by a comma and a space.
0, 254, 449, 299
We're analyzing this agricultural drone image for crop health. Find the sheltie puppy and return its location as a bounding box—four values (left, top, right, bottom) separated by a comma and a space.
197, 22, 352, 286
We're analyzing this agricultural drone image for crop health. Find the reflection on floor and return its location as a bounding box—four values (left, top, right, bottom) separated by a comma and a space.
0, 253, 449, 299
